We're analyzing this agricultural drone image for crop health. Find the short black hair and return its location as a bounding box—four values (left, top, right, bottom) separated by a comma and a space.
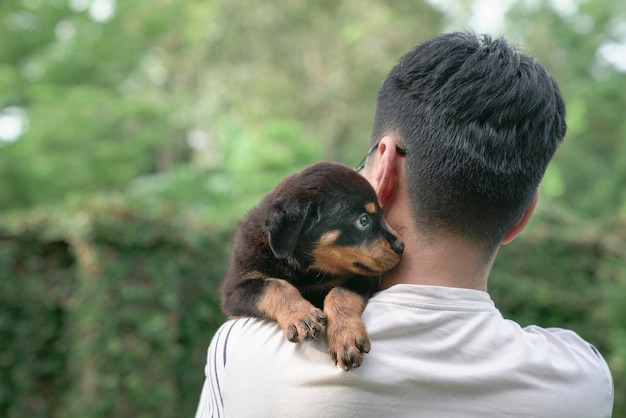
371, 32, 566, 255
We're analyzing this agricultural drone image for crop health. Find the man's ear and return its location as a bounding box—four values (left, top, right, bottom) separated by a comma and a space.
501, 190, 539, 245
374, 136, 400, 209
264, 199, 311, 259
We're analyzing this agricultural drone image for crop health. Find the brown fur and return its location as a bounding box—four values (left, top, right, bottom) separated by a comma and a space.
220, 162, 404, 370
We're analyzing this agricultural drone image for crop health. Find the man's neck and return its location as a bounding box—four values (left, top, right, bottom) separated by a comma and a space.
381, 229, 493, 292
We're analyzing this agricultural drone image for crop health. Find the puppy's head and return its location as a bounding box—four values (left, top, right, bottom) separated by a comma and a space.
264, 162, 403, 276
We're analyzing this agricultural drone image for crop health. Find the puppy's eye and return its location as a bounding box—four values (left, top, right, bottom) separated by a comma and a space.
355, 214, 371, 231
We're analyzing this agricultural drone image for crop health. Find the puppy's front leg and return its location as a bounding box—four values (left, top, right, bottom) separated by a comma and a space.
257, 278, 327, 342
323, 287, 370, 371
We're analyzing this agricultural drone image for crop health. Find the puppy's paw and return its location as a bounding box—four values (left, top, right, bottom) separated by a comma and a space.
326, 318, 371, 371
278, 302, 327, 343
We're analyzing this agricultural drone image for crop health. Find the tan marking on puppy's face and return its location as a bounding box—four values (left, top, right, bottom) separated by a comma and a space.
365, 202, 377, 214
318, 230, 340, 247
310, 236, 401, 276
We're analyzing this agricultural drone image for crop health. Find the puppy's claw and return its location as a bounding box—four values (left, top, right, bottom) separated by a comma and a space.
307, 315, 326, 338
327, 321, 370, 370
357, 339, 371, 354
280, 306, 326, 343
286, 325, 299, 342
313, 311, 327, 324
329, 344, 365, 371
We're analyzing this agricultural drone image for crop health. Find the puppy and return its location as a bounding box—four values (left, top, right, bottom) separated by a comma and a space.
220, 162, 404, 370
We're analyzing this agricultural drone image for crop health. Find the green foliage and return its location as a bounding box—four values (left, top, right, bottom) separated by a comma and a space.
0, 199, 229, 418
1, 1, 625, 221
0, 0, 443, 214
129, 118, 323, 224
1, 0, 625, 416
0, 0, 186, 210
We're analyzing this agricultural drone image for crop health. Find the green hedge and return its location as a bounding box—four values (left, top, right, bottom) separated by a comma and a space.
0, 200, 229, 418
0, 200, 624, 417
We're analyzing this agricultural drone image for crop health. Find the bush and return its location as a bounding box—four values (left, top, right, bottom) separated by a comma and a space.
0, 199, 230, 418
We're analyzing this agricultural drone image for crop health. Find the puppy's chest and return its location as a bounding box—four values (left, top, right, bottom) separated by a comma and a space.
292, 274, 346, 292
293, 275, 347, 309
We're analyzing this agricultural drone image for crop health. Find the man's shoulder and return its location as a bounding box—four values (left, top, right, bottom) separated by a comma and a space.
204, 312, 614, 418
519, 324, 613, 375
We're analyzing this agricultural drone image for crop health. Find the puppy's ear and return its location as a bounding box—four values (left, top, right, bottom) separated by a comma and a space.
264, 199, 311, 259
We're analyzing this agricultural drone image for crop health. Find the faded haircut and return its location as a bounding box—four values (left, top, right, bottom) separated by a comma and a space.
371, 32, 566, 254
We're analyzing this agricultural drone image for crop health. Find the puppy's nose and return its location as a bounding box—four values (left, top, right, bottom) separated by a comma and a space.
391, 239, 404, 256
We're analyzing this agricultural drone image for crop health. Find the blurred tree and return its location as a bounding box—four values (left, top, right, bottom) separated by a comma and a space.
1, 0, 624, 224
0, 0, 443, 222
0, 0, 187, 209
194, 1, 442, 160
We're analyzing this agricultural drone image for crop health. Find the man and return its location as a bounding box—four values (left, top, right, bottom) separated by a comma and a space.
195, 32, 614, 417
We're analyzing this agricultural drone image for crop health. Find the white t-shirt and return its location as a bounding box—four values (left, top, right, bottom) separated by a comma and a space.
195, 284, 613, 418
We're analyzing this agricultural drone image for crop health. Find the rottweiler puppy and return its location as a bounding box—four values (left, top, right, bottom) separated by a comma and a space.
220, 162, 404, 370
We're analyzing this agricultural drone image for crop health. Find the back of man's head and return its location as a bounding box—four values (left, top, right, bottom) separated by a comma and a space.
372, 32, 566, 255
